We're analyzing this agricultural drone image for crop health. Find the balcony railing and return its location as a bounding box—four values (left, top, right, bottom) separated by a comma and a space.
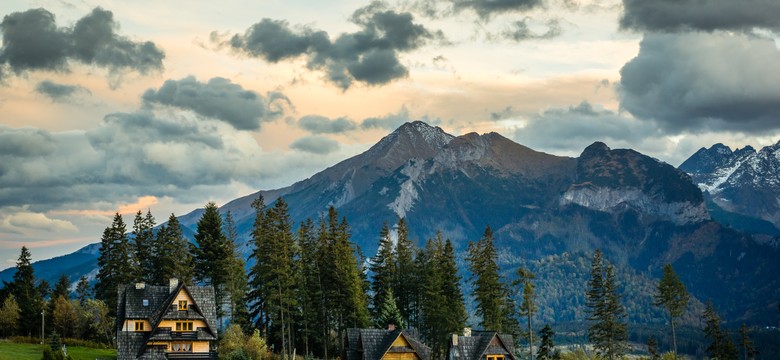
166, 351, 216, 359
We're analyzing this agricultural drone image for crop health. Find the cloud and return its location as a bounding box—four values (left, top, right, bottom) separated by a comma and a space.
298, 115, 357, 134
618, 32, 780, 134
411, 0, 542, 20
290, 135, 340, 154
502, 18, 562, 41
361, 107, 413, 129
222, 2, 441, 89
142, 76, 290, 130
620, 0, 780, 32
513, 101, 665, 154
35, 80, 91, 102
0, 209, 78, 233
0, 7, 164, 81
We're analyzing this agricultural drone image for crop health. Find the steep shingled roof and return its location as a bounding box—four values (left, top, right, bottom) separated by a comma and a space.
344, 328, 430, 360
448, 332, 516, 360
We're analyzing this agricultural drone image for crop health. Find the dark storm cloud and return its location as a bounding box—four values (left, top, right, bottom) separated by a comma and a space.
514, 101, 663, 153
502, 18, 562, 41
620, 0, 780, 32
224, 2, 441, 89
619, 32, 780, 134
290, 135, 339, 154
142, 76, 291, 131
0, 7, 164, 80
0, 126, 56, 158
35, 80, 90, 101
298, 115, 357, 134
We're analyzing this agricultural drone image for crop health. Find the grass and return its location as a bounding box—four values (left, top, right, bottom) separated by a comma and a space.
0, 341, 116, 360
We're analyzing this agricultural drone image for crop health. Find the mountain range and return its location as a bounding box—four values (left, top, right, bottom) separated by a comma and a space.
3, 121, 779, 326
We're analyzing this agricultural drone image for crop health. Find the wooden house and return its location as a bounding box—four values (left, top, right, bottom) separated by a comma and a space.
116, 279, 218, 359
344, 326, 431, 360
448, 330, 517, 360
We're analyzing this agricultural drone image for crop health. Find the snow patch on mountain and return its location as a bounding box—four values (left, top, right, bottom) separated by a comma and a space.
388, 160, 426, 218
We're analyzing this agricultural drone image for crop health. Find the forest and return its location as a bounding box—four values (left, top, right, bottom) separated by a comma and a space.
0, 196, 767, 360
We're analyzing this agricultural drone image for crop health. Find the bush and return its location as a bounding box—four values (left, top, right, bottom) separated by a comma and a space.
219, 325, 268, 360
42, 347, 73, 360
10, 335, 40, 344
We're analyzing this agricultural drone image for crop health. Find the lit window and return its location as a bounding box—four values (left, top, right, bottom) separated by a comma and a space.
178, 300, 188, 311
172, 342, 192, 352
175, 321, 194, 331
487, 356, 505, 360
135, 321, 144, 331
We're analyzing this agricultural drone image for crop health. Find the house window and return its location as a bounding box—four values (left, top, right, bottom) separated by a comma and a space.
175, 321, 194, 331
486, 356, 505, 360
178, 300, 188, 310
134, 321, 144, 331
171, 342, 192, 352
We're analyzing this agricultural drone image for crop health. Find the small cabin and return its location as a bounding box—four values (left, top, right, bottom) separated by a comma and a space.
448, 330, 516, 360
344, 326, 431, 360
116, 279, 218, 359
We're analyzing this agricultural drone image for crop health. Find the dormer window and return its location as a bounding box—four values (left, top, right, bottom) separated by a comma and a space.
178, 300, 188, 311
135, 321, 144, 331
487, 356, 505, 360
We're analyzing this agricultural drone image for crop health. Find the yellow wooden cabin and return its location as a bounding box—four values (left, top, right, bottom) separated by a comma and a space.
116, 279, 218, 359
344, 326, 431, 360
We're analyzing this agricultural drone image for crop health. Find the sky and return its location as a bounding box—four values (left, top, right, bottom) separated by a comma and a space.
1, 0, 780, 269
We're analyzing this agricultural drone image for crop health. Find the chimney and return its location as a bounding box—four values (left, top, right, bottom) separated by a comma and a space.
463, 327, 471, 337
387, 323, 395, 332
169, 278, 179, 293
135, 282, 145, 289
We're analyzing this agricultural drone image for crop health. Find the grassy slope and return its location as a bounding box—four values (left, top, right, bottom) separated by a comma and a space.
0, 342, 116, 360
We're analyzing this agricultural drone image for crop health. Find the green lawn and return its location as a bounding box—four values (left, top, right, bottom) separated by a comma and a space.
0, 341, 116, 360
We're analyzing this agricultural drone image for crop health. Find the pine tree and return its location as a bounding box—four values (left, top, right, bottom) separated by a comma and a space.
703, 301, 738, 360
646, 336, 660, 360
297, 218, 324, 358
654, 264, 689, 360
537, 324, 555, 360
52, 274, 70, 300
419, 233, 467, 359
585, 250, 627, 360
95, 213, 134, 316
370, 222, 397, 323
467, 226, 518, 333
12, 246, 44, 337
132, 210, 156, 283
739, 324, 758, 360
224, 211, 250, 331
374, 288, 404, 329
154, 214, 194, 285
75, 276, 91, 306
395, 218, 416, 326
514, 267, 537, 359
192, 202, 232, 329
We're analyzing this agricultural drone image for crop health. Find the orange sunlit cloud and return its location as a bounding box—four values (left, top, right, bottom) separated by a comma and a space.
53, 196, 160, 217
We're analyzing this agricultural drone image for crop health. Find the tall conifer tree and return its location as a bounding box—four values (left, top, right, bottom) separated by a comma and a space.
154, 214, 194, 285
395, 218, 416, 326
467, 226, 518, 333
514, 267, 537, 359
95, 213, 133, 316
132, 210, 155, 283
585, 250, 627, 360
370, 222, 396, 322
224, 211, 251, 331
654, 264, 689, 360
192, 202, 232, 329
12, 246, 43, 337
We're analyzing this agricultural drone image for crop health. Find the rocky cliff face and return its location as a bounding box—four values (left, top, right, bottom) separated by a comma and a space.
561, 142, 709, 225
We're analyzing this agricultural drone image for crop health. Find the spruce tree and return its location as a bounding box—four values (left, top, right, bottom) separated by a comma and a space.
192, 202, 232, 329
646, 336, 660, 360
224, 211, 251, 331
395, 218, 416, 326
297, 218, 324, 358
132, 210, 156, 283
467, 226, 518, 333
154, 214, 193, 285
703, 301, 738, 360
739, 323, 758, 360
440, 239, 467, 337
514, 267, 537, 359
12, 246, 43, 337
95, 213, 133, 317
537, 325, 555, 360
374, 288, 404, 329
654, 264, 689, 360
370, 222, 396, 323
75, 276, 91, 306
52, 274, 70, 300
585, 250, 627, 360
